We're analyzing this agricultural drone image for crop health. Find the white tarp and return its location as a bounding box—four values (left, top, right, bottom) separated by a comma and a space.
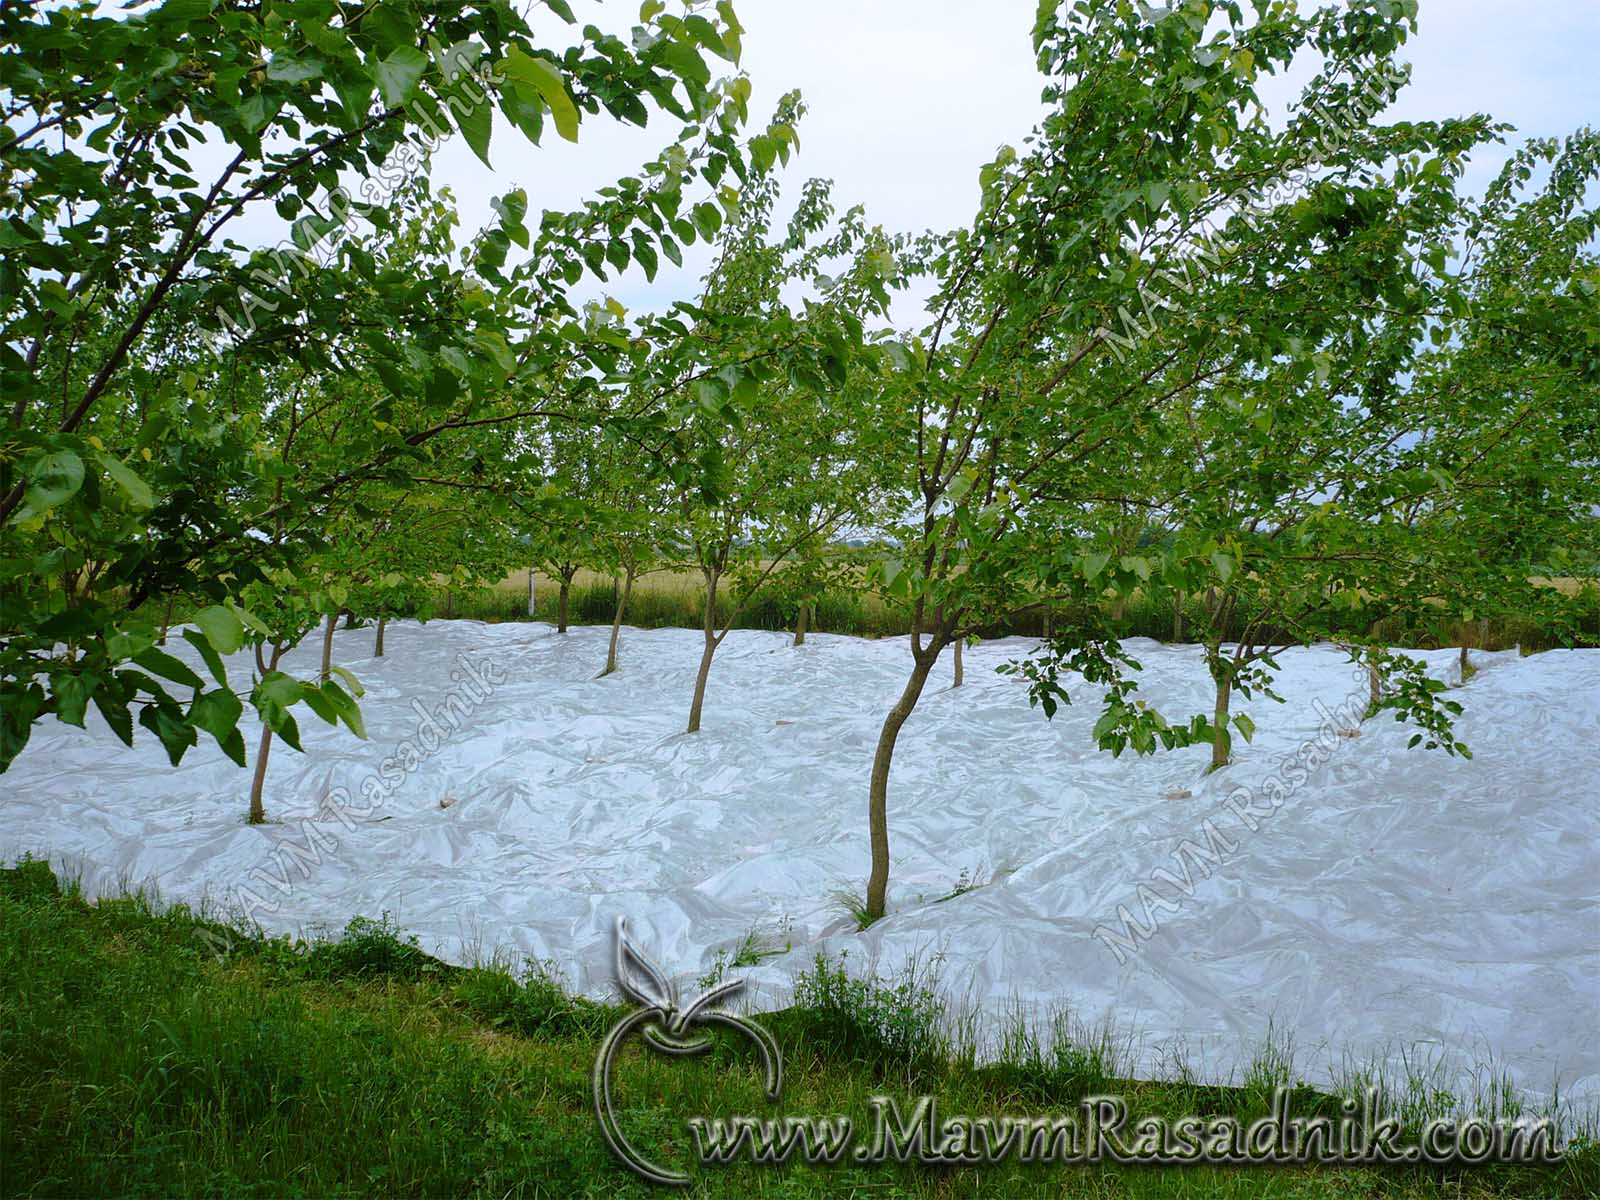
3, 620, 1595, 1112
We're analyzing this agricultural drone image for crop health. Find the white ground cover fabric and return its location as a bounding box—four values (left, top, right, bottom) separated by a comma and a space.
3, 620, 1596, 1111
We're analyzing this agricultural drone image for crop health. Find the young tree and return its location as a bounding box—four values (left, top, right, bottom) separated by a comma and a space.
1, 0, 760, 770
657, 168, 900, 733
855, 0, 1492, 921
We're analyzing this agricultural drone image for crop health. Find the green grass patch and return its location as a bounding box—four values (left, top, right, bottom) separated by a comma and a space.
2, 860, 1594, 1198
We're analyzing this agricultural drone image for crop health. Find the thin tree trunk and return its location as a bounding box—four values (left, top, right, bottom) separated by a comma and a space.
374, 615, 387, 658
445, 590, 454, 619
342, 608, 356, 629
865, 645, 942, 922
248, 724, 273, 825
1172, 592, 1185, 643
248, 642, 285, 824
686, 571, 720, 734
557, 577, 571, 633
601, 569, 634, 677
1459, 641, 1470, 680
952, 637, 964, 687
158, 597, 174, 646
793, 600, 808, 647
527, 567, 536, 618
1210, 669, 1232, 772
319, 610, 336, 683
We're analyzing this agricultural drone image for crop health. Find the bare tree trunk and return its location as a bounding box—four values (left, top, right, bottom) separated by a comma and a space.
1172, 592, 1185, 643
952, 637, 964, 687
1043, 605, 1053, 640
1209, 667, 1232, 772
158, 597, 174, 646
1459, 641, 1470, 679
374, 616, 387, 658
601, 569, 634, 677
526, 567, 536, 618
248, 724, 273, 825
793, 601, 808, 647
686, 570, 720, 734
445, 590, 454, 619
865, 644, 942, 922
319, 610, 336, 683
248, 642, 285, 824
557, 576, 571, 633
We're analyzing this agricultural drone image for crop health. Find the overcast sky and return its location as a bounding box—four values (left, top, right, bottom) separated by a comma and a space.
259, 1, 1600, 323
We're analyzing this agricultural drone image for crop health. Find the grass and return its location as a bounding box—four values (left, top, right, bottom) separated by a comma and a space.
425, 569, 1600, 655
3, 858, 1595, 1198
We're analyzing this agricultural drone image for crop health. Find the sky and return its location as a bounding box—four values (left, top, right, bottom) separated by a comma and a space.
231, 0, 1600, 324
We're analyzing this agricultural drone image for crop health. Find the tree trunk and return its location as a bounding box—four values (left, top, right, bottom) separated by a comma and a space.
158, 597, 175, 646
1459, 641, 1471, 680
793, 601, 808, 647
374, 616, 387, 658
686, 571, 720, 734
342, 608, 356, 629
1210, 670, 1232, 772
248, 723, 273, 825
1171, 593, 1185, 643
526, 567, 536, 618
319, 610, 336, 683
865, 645, 942, 922
952, 638, 964, 687
601, 569, 634, 677
445, 590, 454, 619
557, 577, 571, 633
248, 642, 285, 824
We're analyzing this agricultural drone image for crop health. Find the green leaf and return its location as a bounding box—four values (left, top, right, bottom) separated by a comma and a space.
193, 605, 245, 655
92, 690, 134, 747
373, 46, 428, 108
50, 672, 95, 728
96, 452, 154, 508
182, 629, 230, 688
23, 450, 85, 514
1081, 551, 1110, 581
451, 86, 493, 166
190, 688, 243, 744
1232, 712, 1256, 743
133, 648, 205, 692
502, 47, 579, 143
329, 665, 365, 699
1211, 550, 1234, 583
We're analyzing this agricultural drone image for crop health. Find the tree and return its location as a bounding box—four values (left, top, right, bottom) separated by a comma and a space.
2, 0, 761, 770
654, 165, 900, 733
855, 0, 1491, 922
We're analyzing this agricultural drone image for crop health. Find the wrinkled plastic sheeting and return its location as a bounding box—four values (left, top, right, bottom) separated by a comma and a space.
3, 620, 1595, 1111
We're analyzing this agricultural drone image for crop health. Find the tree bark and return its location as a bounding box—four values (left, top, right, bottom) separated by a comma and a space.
374, 615, 387, 658
158, 597, 174, 646
319, 610, 336, 683
526, 567, 536, 618
1172, 592, 1185, 643
686, 570, 720, 734
865, 644, 942, 922
248, 723, 273, 825
1459, 642, 1470, 679
952, 637, 964, 687
601, 568, 634, 677
248, 642, 285, 824
1210, 668, 1232, 772
793, 600, 808, 647
557, 576, 571, 633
